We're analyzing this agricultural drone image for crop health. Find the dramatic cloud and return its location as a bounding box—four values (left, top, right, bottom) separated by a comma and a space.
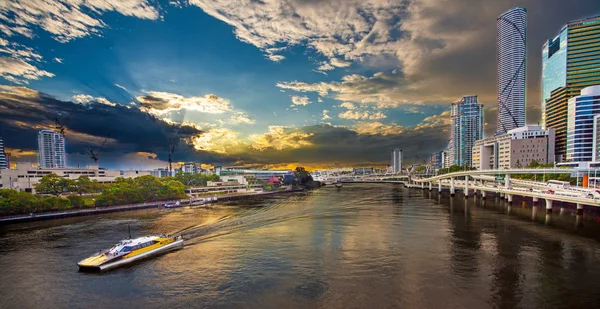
137, 91, 232, 115
0, 0, 159, 43
249, 126, 314, 151
0, 85, 205, 165
0, 57, 54, 84
322, 110, 331, 120
188, 0, 404, 67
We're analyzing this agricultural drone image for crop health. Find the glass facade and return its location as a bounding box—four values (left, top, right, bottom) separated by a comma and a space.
541, 27, 568, 126
542, 15, 600, 161
566, 87, 600, 162
496, 7, 527, 133
451, 95, 484, 167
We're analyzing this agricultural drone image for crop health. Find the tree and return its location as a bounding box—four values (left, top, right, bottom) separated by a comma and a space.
294, 167, 313, 185
35, 174, 74, 196
74, 176, 93, 195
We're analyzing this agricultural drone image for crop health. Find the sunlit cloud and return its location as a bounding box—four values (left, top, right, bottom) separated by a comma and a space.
137, 91, 232, 115
290, 95, 311, 106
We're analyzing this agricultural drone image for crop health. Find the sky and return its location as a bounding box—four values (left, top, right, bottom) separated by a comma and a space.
0, 0, 599, 170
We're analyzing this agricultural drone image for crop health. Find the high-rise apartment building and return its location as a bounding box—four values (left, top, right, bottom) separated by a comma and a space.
38, 130, 66, 168
542, 15, 600, 161
0, 137, 8, 169
391, 148, 403, 174
566, 85, 600, 162
497, 7, 527, 134
451, 95, 484, 167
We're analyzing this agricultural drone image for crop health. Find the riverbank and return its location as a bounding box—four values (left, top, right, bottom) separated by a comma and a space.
0, 188, 304, 225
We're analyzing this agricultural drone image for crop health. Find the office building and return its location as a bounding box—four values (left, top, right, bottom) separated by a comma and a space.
542, 15, 600, 161
428, 151, 443, 171
566, 86, 600, 162
472, 126, 555, 170
38, 130, 66, 168
391, 148, 403, 174
182, 162, 198, 174
0, 137, 8, 169
451, 95, 484, 167
497, 7, 527, 133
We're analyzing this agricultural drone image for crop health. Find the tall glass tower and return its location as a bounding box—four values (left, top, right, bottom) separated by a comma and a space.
496, 7, 527, 134
542, 15, 600, 162
38, 130, 66, 168
451, 95, 484, 167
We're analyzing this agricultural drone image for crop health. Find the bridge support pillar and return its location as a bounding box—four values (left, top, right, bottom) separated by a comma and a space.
505, 174, 511, 190
560, 207, 566, 216
421, 182, 424, 189
500, 193, 504, 198
533, 197, 539, 205
481, 190, 486, 199
464, 176, 469, 198
450, 177, 455, 197
438, 181, 442, 192
507, 194, 513, 203
429, 182, 432, 191
577, 203, 584, 215
545, 199, 553, 214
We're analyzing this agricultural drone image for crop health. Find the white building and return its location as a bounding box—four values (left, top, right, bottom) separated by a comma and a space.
567, 85, 600, 162
38, 130, 66, 168
496, 7, 527, 133
391, 148, 403, 174
0, 163, 147, 194
472, 126, 555, 170
182, 162, 198, 174
0, 137, 8, 169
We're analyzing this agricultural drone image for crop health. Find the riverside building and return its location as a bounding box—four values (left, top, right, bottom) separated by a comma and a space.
497, 7, 527, 133
451, 95, 484, 167
472, 126, 555, 170
542, 15, 600, 161
38, 130, 66, 168
566, 85, 600, 162
391, 148, 403, 174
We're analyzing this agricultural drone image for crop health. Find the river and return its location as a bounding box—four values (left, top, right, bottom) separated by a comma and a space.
2, 183, 600, 308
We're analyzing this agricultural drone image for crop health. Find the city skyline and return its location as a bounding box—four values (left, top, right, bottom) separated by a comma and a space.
1, 1, 599, 170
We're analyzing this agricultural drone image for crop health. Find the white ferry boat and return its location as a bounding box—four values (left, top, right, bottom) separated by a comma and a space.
77, 234, 184, 271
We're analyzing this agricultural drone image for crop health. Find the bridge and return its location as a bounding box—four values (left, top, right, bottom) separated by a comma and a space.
346, 168, 599, 214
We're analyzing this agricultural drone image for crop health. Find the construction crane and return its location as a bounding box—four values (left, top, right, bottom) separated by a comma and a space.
89, 136, 109, 165
168, 138, 175, 174
54, 118, 66, 136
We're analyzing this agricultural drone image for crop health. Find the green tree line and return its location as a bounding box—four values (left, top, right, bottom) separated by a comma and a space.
0, 174, 188, 216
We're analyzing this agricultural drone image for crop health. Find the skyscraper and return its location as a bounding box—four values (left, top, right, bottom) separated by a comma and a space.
496, 7, 527, 134
0, 137, 8, 169
451, 95, 484, 167
566, 85, 600, 162
391, 148, 402, 174
38, 130, 66, 168
542, 15, 600, 162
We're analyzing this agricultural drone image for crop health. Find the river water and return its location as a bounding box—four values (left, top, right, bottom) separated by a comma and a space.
2, 183, 600, 308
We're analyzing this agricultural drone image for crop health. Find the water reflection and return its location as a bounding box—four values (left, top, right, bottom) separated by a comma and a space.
2, 184, 600, 308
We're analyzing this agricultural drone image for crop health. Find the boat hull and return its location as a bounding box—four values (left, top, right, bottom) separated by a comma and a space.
78, 239, 184, 272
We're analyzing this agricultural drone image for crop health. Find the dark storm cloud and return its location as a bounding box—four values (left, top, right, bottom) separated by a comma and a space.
238, 123, 449, 165
0, 86, 203, 160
